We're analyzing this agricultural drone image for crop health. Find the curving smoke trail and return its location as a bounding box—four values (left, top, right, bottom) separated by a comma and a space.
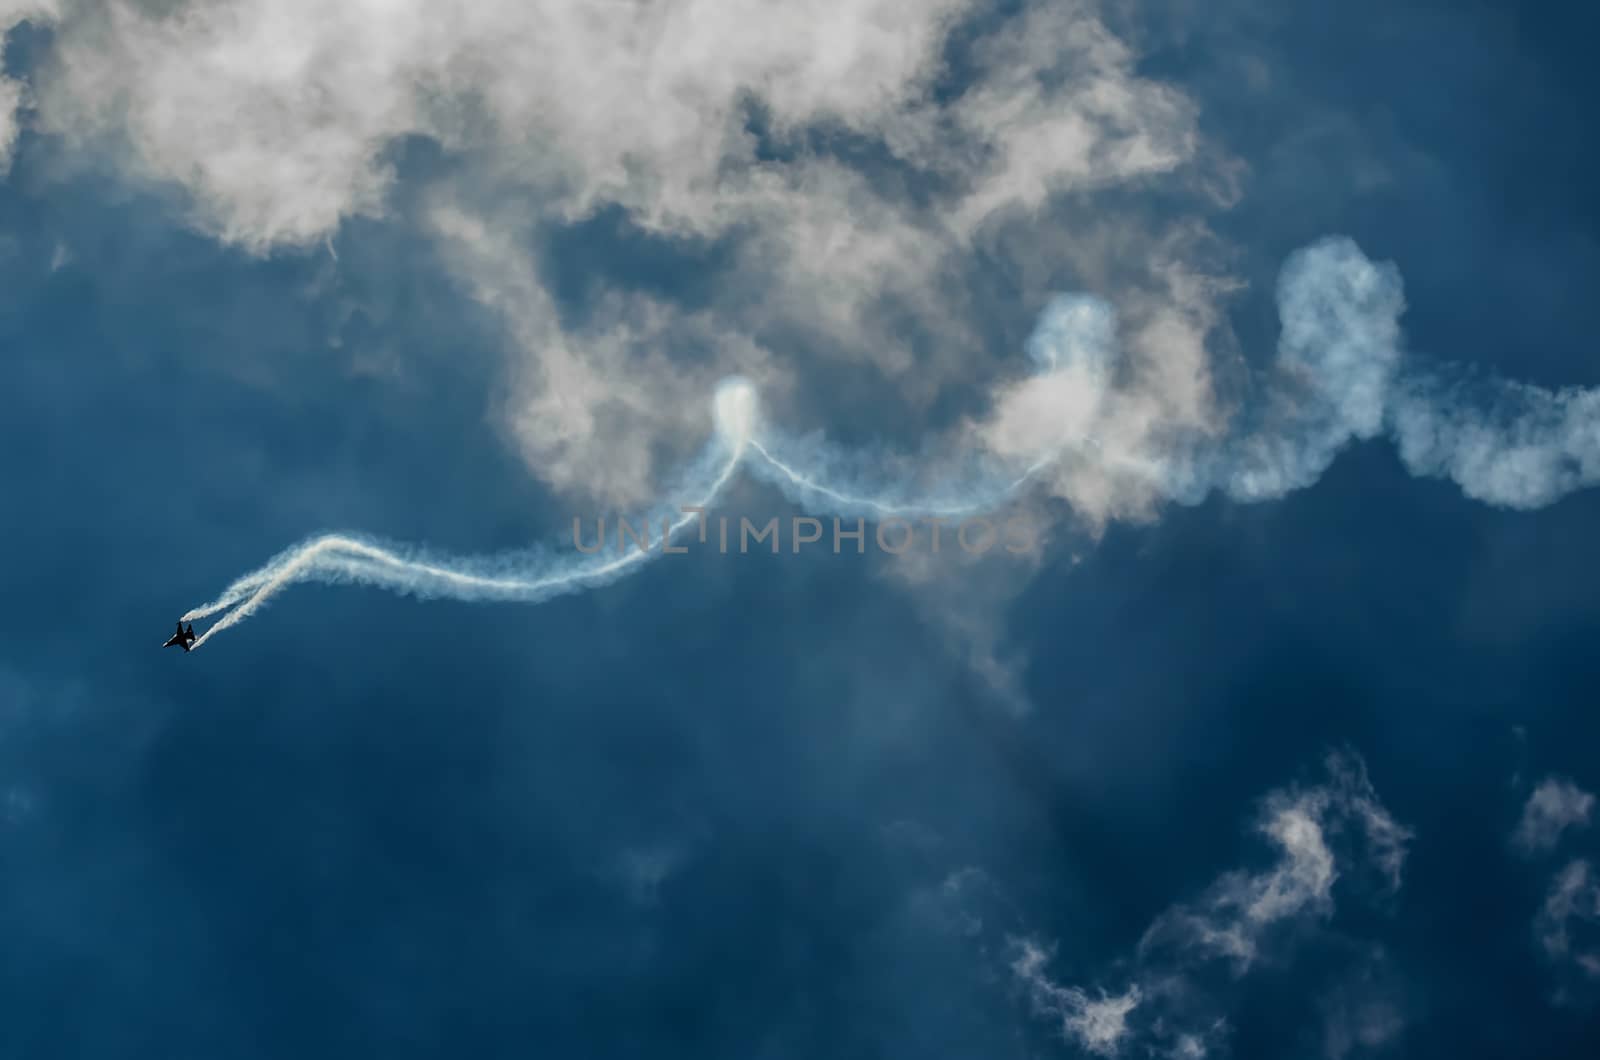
181, 237, 1600, 648
1216, 237, 1600, 509
741, 438, 1054, 521
180, 389, 755, 649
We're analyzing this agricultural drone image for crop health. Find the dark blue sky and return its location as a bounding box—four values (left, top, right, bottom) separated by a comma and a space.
2, 3, 1599, 1058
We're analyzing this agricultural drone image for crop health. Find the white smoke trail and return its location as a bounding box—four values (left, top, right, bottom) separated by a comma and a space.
181, 383, 757, 648
742, 438, 1044, 520
1217, 237, 1600, 509
180, 237, 1600, 649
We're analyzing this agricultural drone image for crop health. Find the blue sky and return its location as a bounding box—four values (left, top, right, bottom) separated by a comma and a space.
2, 2, 1599, 1057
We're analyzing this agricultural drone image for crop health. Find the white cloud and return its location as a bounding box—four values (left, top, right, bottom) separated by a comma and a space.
28, 0, 972, 248
0, 0, 60, 174
10, 0, 1232, 515
937, 2, 1199, 235
25, 0, 1205, 248
0, 71, 22, 173
424, 197, 786, 506
1140, 751, 1411, 973
970, 226, 1239, 530
1012, 938, 1143, 1057
1005, 751, 1410, 1055
1535, 858, 1600, 966
1513, 777, 1595, 856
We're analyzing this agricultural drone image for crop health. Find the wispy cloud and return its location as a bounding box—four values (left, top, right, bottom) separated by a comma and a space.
997, 751, 1411, 1056
1012, 941, 1142, 1058
0, 1, 59, 174
1534, 858, 1600, 1002
1513, 777, 1595, 856
12, 0, 1225, 508
1137, 752, 1410, 976
1506, 769, 1600, 1004
1536, 859, 1599, 961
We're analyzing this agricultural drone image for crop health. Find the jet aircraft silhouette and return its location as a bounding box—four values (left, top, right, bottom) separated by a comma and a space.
163, 620, 197, 653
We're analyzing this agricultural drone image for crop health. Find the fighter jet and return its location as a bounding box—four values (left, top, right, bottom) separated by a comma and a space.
163, 620, 197, 653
